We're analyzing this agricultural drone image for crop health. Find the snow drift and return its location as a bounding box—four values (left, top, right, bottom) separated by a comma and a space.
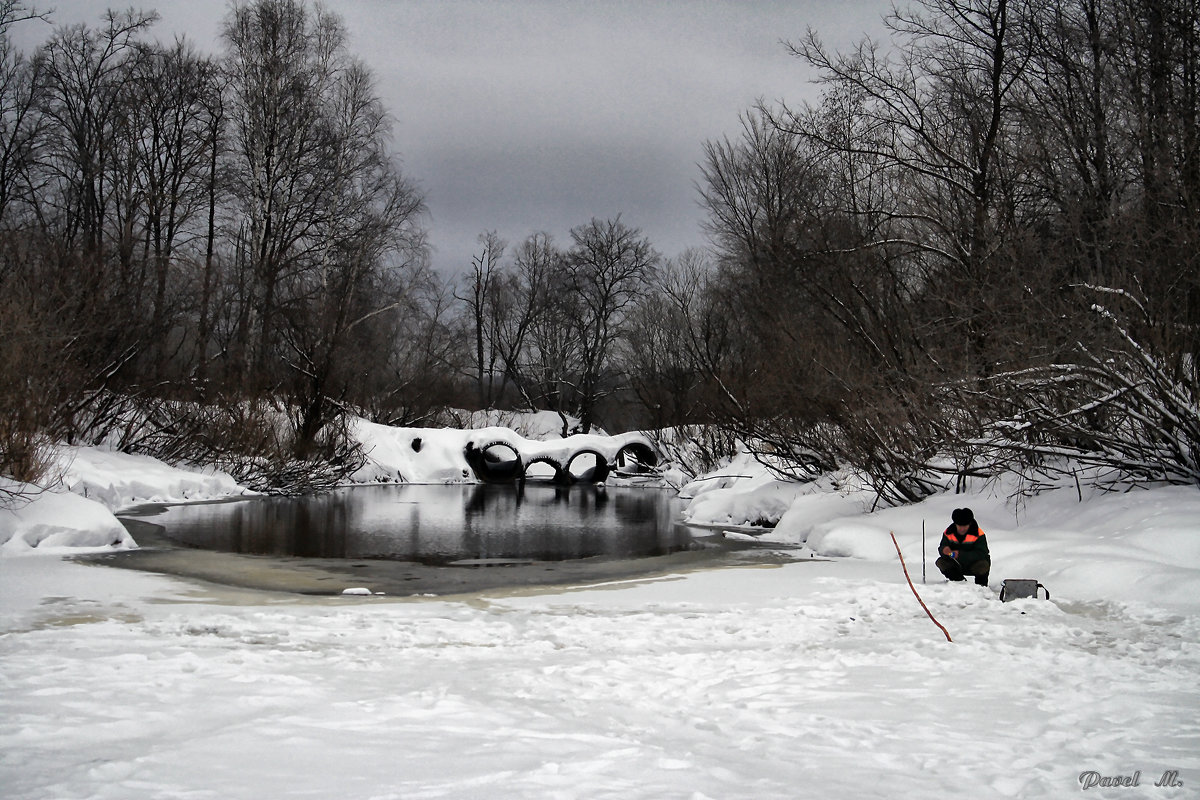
0, 480, 135, 555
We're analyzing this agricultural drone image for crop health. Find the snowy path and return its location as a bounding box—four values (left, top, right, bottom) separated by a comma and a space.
2, 557, 1197, 799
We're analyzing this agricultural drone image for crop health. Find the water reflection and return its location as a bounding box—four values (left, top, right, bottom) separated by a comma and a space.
141, 483, 694, 565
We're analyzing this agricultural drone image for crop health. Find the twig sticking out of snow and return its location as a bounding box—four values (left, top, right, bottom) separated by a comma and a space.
891, 532, 952, 643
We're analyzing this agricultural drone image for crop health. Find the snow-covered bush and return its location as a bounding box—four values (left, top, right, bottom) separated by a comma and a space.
990, 286, 1199, 490
79, 395, 366, 495
642, 425, 738, 482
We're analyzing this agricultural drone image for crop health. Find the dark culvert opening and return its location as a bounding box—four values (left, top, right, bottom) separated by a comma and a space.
465, 441, 524, 482
565, 450, 610, 484
615, 442, 659, 474
523, 456, 565, 484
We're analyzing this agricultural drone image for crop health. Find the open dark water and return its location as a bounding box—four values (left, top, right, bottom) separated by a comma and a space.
128, 483, 696, 564
99, 484, 787, 596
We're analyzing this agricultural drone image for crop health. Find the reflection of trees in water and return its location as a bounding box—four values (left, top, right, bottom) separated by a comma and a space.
293, 496, 349, 558
157, 485, 690, 562
186, 494, 350, 557
458, 483, 637, 561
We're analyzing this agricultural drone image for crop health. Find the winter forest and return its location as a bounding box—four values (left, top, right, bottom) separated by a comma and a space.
1, 0, 1197, 500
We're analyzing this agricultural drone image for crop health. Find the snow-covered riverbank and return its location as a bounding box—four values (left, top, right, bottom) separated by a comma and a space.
2, 425, 1199, 798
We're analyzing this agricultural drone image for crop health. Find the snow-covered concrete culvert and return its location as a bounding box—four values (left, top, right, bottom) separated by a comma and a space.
461, 431, 659, 484
465, 440, 524, 483
344, 420, 662, 485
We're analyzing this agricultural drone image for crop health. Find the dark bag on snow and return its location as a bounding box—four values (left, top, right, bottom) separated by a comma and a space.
999, 579, 1050, 602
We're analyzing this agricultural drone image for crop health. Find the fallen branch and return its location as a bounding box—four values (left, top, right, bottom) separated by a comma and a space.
890, 531, 952, 643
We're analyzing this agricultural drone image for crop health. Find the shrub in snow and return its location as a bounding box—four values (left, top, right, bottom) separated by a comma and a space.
988, 287, 1199, 490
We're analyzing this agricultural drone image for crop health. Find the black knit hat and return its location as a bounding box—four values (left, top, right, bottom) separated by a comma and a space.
952, 508, 975, 525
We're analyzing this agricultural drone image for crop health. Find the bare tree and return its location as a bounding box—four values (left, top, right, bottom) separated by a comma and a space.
0, 0, 457, 494
221, 0, 428, 465
276, 58, 427, 456
36, 10, 157, 256
222, 0, 347, 385
122, 40, 224, 377
620, 249, 724, 431
563, 216, 658, 433
1020, 0, 1125, 280
0, 1, 47, 228
488, 232, 556, 408
17, 11, 160, 443
359, 269, 464, 427
522, 265, 581, 434
457, 229, 506, 407
778, 0, 1035, 377
194, 59, 227, 391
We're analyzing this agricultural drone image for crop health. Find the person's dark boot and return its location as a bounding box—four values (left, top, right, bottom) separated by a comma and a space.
974, 574, 989, 586
936, 556, 965, 581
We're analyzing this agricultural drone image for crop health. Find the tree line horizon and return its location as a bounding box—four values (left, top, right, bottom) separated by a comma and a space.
1, 0, 1196, 498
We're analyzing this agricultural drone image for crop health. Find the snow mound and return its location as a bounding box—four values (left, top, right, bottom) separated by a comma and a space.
349, 420, 476, 483
57, 446, 246, 511
0, 482, 136, 555
2, 444, 245, 557
682, 451, 876, 540
442, 408, 601, 438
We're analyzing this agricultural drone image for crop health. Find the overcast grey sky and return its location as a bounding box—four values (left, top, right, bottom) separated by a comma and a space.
15, 0, 889, 277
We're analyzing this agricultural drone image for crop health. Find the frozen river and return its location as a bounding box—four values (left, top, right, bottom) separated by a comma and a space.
102, 484, 786, 596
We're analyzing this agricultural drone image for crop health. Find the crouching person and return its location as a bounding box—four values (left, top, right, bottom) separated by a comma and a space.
936, 508, 990, 586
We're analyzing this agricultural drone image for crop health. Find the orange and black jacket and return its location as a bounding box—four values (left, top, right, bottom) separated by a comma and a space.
938, 522, 989, 564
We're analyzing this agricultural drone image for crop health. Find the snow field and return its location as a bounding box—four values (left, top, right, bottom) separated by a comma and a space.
2, 555, 1198, 799
2, 422, 1199, 798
